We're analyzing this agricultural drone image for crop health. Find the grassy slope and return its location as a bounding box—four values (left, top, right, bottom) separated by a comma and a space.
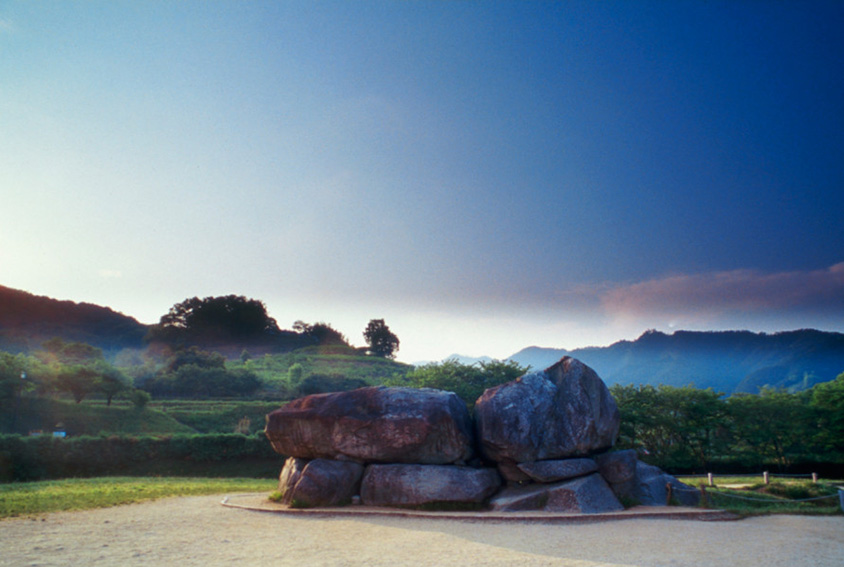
233, 347, 412, 392
13, 397, 196, 436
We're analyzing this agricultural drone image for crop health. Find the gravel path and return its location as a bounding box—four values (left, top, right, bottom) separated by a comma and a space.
1, 495, 842, 567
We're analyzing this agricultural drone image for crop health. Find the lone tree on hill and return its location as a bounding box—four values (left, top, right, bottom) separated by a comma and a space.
146, 295, 280, 347
363, 319, 399, 359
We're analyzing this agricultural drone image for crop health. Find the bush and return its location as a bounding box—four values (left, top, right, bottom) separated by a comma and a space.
0, 433, 283, 481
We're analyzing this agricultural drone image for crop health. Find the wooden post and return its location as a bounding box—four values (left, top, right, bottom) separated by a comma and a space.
812, 473, 818, 483
763, 471, 769, 485
700, 485, 709, 508
707, 472, 714, 487
666, 482, 673, 506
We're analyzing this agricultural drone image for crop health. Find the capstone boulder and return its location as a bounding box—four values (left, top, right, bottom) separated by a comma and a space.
475, 357, 620, 463
265, 386, 474, 464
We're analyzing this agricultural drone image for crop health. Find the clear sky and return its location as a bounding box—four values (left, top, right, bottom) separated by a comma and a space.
2, 1, 843, 363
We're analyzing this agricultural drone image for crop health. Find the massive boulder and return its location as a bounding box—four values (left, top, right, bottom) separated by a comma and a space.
489, 473, 623, 514
265, 386, 474, 464
277, 457, 364, 508
475, 357, 620, 463
360, 464, 502, 508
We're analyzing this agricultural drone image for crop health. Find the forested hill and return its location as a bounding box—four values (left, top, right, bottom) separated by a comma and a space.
0, 285, 147, 354
509, 329, 844, 394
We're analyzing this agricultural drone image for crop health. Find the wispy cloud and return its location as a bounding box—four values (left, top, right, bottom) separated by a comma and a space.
599, 263, 844, 324
98, 269, 123, 279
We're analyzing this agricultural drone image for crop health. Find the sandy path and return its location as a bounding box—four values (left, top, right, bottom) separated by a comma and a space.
1, 495, 842, 567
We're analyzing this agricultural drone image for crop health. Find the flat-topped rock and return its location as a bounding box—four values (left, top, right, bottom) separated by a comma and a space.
265, 386, 474, 464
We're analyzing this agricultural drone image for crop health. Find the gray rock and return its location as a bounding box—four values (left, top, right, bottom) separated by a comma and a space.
634, 461, 701, 507
475, 357, 620, 463
594, 449, 638, 484
490, 473, 623, 514
360, 464, 502, 508
497, 461, 533, 484
277, 457, 364, 508
265, 386, 474, 464
517, 458, 598, 483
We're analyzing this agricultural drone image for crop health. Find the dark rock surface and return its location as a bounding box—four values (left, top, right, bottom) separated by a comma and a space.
277, 457, 364, 508
475, 357, 620, 462
360, 464, 502, 508
265, 386, 474, 464
489, 473, 623, 514
633, 461, 701, 507
517, 458, 598, 483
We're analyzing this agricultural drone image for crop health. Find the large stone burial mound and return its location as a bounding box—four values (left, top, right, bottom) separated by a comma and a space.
264, 357, 698, 513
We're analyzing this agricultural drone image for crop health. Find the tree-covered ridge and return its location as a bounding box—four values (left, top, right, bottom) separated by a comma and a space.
0, 285, 147, 354
510, 329, 844, 393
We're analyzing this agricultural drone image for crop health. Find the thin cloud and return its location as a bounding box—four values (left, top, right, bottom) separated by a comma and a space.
599, 263, 844, 322
98, 269, 123, 279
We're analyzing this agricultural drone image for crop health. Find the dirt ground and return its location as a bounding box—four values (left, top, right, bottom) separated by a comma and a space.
1, 494, 842, 567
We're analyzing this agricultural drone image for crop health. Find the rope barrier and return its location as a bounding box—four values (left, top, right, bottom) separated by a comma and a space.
708, 491, 840, 503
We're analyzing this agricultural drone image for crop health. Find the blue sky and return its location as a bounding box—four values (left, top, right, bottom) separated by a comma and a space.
2, 1, 843, 362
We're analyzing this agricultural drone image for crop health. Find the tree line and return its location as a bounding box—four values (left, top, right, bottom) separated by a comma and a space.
611, 377, 844, 473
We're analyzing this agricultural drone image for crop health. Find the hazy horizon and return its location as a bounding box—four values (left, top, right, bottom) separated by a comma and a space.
3, 2, 842, 362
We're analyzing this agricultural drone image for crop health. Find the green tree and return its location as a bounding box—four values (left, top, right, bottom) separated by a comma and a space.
809, 372, 844, 453
147, 295, 280, 346
96, 363, 130, 406
388, 358, 528, 408
610, 384, 728, 470
363, 319, 399, 358
727, 388, 815, 470
56, 365, 99, 403
287, 362, 304, 384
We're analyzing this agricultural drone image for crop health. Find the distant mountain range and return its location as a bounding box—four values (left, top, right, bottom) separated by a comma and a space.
507, 329, 844, 394
3, 284, 843, 393
0, 285, 147, 354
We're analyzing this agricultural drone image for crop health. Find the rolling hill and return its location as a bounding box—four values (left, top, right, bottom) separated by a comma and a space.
0, 285, 147, 355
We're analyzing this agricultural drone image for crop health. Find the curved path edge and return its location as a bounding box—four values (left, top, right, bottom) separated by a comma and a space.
220, 493, 739, 524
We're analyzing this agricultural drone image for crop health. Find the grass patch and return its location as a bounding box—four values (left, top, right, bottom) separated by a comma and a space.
0, 476, 277, 519
677, 476, 843, 517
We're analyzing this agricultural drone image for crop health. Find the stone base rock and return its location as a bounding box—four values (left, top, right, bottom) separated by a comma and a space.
633, 461, 701, 507
489, 473, 623, 514
517, 458, 598, 483
278, 457, 364, 508
360, 464, 502, 508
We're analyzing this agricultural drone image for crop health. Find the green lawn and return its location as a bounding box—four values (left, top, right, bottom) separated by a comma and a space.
0, 477, 277, 519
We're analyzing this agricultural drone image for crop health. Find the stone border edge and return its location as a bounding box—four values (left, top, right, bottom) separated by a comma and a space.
220, 493, 739, 523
